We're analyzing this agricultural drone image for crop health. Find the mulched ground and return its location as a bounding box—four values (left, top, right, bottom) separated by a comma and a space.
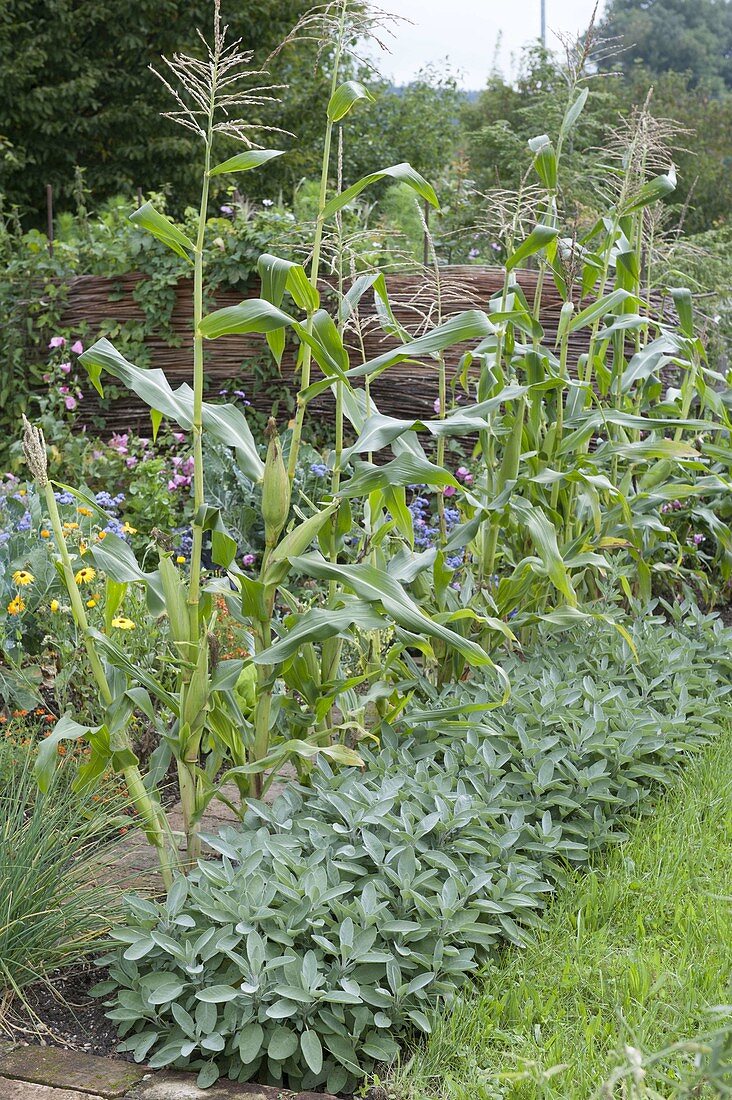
1, 963, 127, 1060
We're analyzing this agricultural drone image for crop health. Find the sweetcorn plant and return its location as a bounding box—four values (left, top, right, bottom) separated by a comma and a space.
23, 0, 493, 885
22, 0, 732, 889
97, 605, 732, 1090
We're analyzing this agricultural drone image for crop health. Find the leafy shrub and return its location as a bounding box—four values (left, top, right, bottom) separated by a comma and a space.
0, 740, 124, 997
95, 604, 732, 1092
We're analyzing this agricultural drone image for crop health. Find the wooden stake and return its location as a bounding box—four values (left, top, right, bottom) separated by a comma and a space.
46, 184, 54, 257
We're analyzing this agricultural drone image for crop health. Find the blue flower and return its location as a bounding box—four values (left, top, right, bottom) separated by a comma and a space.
103, 517, 127, 538
54, 491, 74, 505
95, 491, 125, 511
414, 527, 438, 549
310, 462, 328, 478
16, 511, 31, 531
175, 528, 194, 557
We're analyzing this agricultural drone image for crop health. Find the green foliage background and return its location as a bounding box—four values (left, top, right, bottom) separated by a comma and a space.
596, 0, 732, 92
0, 0, 318, 221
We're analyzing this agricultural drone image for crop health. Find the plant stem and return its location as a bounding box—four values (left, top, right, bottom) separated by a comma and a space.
179, 63, 217, 858
44, 483, 177, 886
187, 106, 215, 628
287, 0, 347, 481
550, 331, 569, 515
251, 587, 276, 797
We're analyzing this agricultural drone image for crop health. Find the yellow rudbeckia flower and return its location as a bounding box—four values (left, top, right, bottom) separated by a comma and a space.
12, 570, 34, 586
7, 596, 25, 616
111, 617, 136, 630
74, 567, 97, 584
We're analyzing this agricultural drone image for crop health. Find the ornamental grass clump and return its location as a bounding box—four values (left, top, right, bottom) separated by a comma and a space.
0, 739, 124, 1002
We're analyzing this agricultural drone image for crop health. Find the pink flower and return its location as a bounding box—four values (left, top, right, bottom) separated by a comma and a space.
242, 553, 256, 566
59, 385, 69, 394
42, 373, 51, 383
126, 456, 138, 468
443, 485, 456, 497
455, 466, 474, 485
172, 432, 185, 442
433, 397, 441, 415
109, 433, 129, 454
49, 336, 66, 349
168, 473, 191, 491
64, 395, 77, 411
59, 362, 71, 374
71, 340, 84, 354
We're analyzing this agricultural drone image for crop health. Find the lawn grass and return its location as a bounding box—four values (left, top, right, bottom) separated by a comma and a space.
393, 715, 732, 1100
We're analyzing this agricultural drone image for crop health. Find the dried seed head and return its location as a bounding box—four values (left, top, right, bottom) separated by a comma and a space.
207, 631, 220, 673
21, 415, 48, 487
151, 527, 174, 552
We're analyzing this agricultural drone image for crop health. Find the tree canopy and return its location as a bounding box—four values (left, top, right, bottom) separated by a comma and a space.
596, 0, 732, 91
0, 0, 319, 223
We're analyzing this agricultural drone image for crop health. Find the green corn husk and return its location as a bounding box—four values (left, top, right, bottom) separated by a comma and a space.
262, 418, 291, 548
158, 553, 191, 648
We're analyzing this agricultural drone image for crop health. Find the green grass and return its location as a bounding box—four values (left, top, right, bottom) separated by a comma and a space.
393, 715, 732, 1100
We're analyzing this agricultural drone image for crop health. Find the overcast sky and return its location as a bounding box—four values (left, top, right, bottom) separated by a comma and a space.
373, 0, 607, 88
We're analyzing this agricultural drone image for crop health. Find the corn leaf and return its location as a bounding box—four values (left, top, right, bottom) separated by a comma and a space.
130, 201, 194, 263
327, 80, 375, 122
80, 339, 264, 482
505, 225, 559, 272
321, 162, 439, 220
347, 309, 496, 380
209, 150, 285, 177
290, 553, 509, 683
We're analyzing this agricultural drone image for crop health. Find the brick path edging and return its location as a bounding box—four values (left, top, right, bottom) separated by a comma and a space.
0, 1044, 334, 1100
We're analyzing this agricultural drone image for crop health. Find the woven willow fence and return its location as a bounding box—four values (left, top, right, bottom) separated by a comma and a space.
60, 266, 601, 435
